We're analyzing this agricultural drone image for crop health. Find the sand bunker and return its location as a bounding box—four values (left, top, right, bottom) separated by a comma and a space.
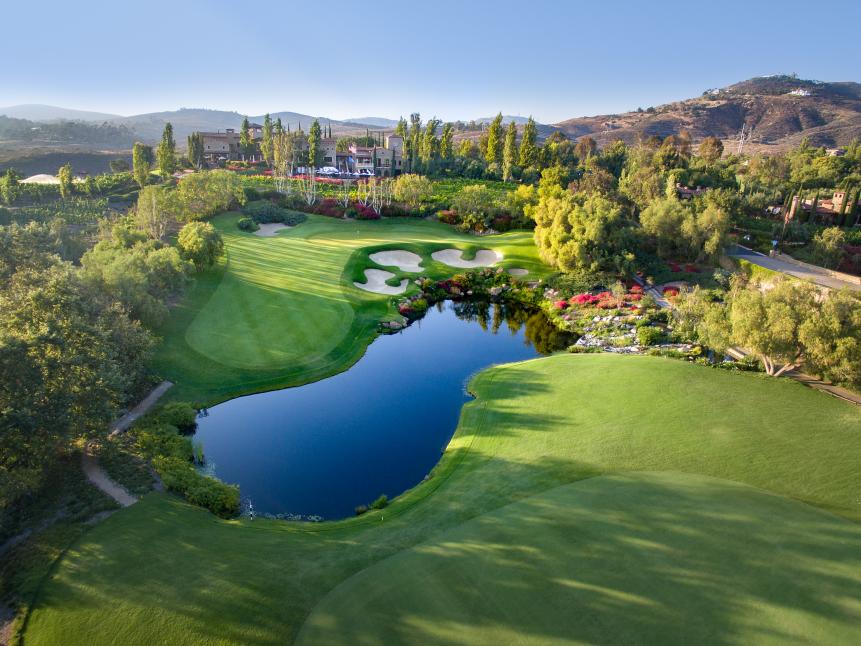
369, 250, 424, 273
20, 174, 61, 184
254, 223, 290, 237
354, 269, 409, 295
431, 248, 502, 268
508, 268, 529, 276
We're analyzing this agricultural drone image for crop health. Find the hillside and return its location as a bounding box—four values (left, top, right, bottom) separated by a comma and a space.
0, 104, 124, 122
554, 76, 861, 150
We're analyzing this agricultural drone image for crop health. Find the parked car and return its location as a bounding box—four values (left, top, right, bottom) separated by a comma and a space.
358, 168, 375, 177
317, 166, 340, 176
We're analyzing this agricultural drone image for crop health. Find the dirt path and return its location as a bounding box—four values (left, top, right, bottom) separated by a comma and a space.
110, 380, 173, 435
81, 447, 137, 507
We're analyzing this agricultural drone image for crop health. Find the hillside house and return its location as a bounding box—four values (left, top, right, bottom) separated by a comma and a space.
199, 124, 263, 163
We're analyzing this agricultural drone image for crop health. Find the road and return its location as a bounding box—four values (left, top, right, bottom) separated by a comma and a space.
729, 245, 861, 292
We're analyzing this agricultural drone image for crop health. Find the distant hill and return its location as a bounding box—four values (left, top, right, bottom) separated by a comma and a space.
343, 117, 400, 128
554, 76, 861, 150
474, 115, 533, 125
0, 104, 124, 123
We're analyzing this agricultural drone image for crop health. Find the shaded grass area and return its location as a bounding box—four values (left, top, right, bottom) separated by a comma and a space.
153, 213, 545, 404
0, 455, 118, 644
24, 356, 861, 645
298, 473, 861, 646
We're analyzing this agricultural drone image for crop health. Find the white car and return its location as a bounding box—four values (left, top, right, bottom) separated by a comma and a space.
357, 168, 375, 177
317, 166, 340, 176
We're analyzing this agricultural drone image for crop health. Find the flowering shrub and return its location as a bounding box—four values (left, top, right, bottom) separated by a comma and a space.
663, 286, 680, 297
437, 209, 458, 225
354, 203, 380, 220
669, 262, 682, 273
683, 264, 700, 273
554, 299, 569, 309
630, 285, 643, 294
311, 198, 344, 218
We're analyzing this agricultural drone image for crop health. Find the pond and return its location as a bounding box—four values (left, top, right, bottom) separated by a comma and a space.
193, 301, 572, 520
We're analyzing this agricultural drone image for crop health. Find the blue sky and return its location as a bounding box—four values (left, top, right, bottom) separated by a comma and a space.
2, 0, 859, 123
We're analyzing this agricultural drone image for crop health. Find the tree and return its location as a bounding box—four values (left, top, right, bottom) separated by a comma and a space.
187, 133, 205, 169
308, 119, 322, 169
109, 158, 130, 173
485, 113, 504, 165
519, 116, 539, 168
273, 131, 301, 193
574, 137, 597, 162
450, 184, 499, 232
177, 221, 224, 270
421, 118, 441, 165
0, 263, 152, 508
392, 174, 433, 210
811, 227, 846, 269
729, 279, 817, 377
799, 289, 861, 389
135, 186, 176, 241
156, 122, 177, 180
502, 121, 518, 182
458, 139, 476, 158
239, 117, 254, 161
699, 136, 724, 165
532, 191, 632, 272
57, 163, 73, 199
174, 170, 245, 221
439, 123, 454, 160
0, 169, 20, 205
260, 114, 274, 167
133, 142, 153, 188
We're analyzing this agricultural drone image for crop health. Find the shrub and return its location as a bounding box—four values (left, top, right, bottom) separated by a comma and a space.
237, 217, 259, 232
637, 325, 665, 346
370, 494, 389, 510
437, 209, 459, 225
354, 203, 380, 220
242, 200, 306, 226
157, 402, 198, 433
355, 504, 368, 516
153, 455, 240, 518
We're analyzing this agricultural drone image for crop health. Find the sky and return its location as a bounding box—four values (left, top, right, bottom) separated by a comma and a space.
2, 0, 860, 124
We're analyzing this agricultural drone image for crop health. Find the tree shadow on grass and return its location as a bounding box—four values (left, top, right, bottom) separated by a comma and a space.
298, 472, 861, 646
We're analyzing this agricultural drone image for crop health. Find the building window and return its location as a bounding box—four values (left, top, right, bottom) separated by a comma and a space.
384, 159, 390, 166
324, 156, 332, 163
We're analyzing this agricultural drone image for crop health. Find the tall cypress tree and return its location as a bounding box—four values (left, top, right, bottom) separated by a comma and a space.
261, 114, 274, 167
502, 121, 518, 181
187, 133, 204, 169
239, 117, 254, 161
308, 119, 322, 169
485, 113, 504, 165
519, 116, 538, 168
157, 122, 176, 179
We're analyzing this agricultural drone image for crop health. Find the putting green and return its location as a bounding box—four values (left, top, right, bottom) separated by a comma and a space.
153, 212, 546, 403
24, 356, 861, 645
298, 472, 861, 646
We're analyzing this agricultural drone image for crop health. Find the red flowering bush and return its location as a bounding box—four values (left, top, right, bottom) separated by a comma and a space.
354, 203, 380, 220
683, 264, 700, 273
554, 300, 569, 310
629, 285, 643, 294
626, 293, 642, 301
669, 263, 682, 273
663, 286, 680, 297
570, 293, 598, 305
311, 198, 344, 218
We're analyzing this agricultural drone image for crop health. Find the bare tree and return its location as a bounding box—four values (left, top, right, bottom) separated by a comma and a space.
273, 132, 295, 195
298, 167, 317, 206
357, 179, 371, 207
339, 179, 353, 208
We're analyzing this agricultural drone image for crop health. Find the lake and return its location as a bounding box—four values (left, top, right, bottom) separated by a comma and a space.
193, 301, 570, 520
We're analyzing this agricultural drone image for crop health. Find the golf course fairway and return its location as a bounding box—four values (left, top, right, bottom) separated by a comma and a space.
24, 354, 861, 645
154, 212, 546, 404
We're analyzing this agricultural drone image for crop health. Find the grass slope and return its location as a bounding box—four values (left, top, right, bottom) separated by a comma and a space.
24, 355, 861, 645
298, 473, 861, 646
154, 213, 545, 404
